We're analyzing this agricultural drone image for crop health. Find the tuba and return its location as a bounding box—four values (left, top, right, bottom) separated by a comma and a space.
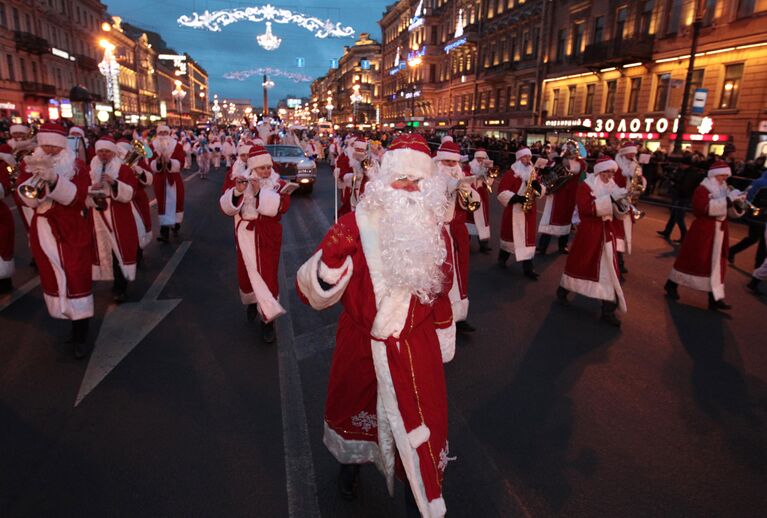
123, 139, 147, 168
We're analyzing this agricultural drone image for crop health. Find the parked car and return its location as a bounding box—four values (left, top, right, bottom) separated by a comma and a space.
266, 144, 317, 193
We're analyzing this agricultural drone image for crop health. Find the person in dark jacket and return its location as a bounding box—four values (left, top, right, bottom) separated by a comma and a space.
729, 168, 767, 268
657, 155, 704, 243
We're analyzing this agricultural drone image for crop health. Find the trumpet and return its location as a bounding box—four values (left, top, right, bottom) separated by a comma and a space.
18, 176, 48, 199
487, 165, 501, 193
123, 139, 147, 168
728, 187, 762, 217
613, 193, 645, 221
18, 154, 53, 199
458, 187, 481, 212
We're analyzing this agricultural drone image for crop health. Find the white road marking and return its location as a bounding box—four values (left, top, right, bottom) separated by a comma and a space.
0, 276, 40, 313
74, 241, 192, 407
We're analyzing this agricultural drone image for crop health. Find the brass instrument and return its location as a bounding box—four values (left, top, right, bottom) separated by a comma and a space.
612, 192, 645, 222
123, 139, 147, 168
728, 187, 762, 217
487, 165, 500, 193
18, 154, 52, 200
458, 187, 481, 212
627, 167, 646, 204
521, 169, 541, 213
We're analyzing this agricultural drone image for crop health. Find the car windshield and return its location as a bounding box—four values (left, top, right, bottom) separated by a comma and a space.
266, 145, 305, 158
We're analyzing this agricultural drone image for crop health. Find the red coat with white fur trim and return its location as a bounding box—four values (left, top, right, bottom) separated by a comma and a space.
0, 161, 14, 274
295, 212, 455, 517
149, 140, 185, 221
497, 166, 540, 260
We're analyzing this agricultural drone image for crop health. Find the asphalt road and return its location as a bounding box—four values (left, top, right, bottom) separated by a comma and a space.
1, 161, 765, 517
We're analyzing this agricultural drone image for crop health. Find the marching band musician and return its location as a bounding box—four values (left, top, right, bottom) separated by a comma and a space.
16, 123, 93, 359
466, 147, 493, 253
220, 146, 291, 344
537, 145, 584, 255
557, 156, 627, 327
296, 134, 455, 517
117, 138, 154, 257
0, 144, 15, 292
337, 138, 370, 217
613, 141, 646, 276
9, 124, 37, 233
436, 140, 479, 333
497, 147, 545, 279
88, 136, 139, 303
221, 143, 252, 194
150, 125, 186, 242
665, 160, 744, 311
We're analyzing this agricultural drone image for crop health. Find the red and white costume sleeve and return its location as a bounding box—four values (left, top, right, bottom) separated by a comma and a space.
497, 161, 544, 261
18, 150, 93, 320
538, 157, 583, 236
149, 138, 186, 226
335, 151, 357, 218
442, 170, 476, 323
466, 160, 491, 240
219, 172, 290, 321
560, 175, 626, 312
668, 178, 738, 301
296, 210, 456, 518
88, 157, 139, 282
0, 158, 15, 280
129, 158, 153, 249
613, 156, 644, 254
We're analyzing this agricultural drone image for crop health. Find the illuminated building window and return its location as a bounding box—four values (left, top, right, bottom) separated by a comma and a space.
638, 0, 655, 35
628, 78, 641, 113
567, 85, 576, 115
551, 89, 560, 117
604, 80, 617, 113
654, 73, 670, 111
719, 63, 744, 109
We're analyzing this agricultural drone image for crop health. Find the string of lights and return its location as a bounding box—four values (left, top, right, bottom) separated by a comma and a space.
223, 68, 313, 83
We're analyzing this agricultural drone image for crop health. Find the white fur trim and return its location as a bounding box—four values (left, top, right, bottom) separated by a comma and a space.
156, 125, 170, 133
319, 259, 351, 285
257, 189, 281, 217
407, 424, 431, 449
37, 132, 67, 148
158, 182, 178, 227
594, 159, 618, 174
239, 289, 258, 305
708, 197, 727, 218
323, 421, 384, 466
474, 150, 488, 159
451, 297, 468, 323
169, 159, 181, 173
10, 125, 29, 134
236, 221, 285, 321
594, 194, 613, 218
381, 148, 435, 181
429, 497, 447, 518
131, 203, 152, 249
220, 188, 243, 216
0, 256, 14, 278
436, 324, 456, 363
112, 179, 133, 204
515, 148, 532, 159
296, 250, 353, 310
619, 146, 637, 155
0, 152, 15, 166
47, 175, 77, 206
95, 140, 117, 153
538, 195, 571, 236
247, 154, 273, 170
441, 136, 453, 143
497, 190, 513, 207
560, 240, 626, 312
435, 150, 460, 162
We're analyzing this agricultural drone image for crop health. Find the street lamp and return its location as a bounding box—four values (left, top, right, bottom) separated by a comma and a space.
407, 56, 422, 127
350, 83, 363, 128
172, 79, 187, 122
98, 39, 121, 110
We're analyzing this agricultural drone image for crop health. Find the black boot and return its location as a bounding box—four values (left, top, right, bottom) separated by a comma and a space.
261, 320, 276, 344
664, 280, 680, 300
337, 464, 360, 501
246, 304, 259, 321
478, 239, 492, 254
72, 318, 90, 360
556, 286, 570, 305
600, 300, 621, 327
747, 277, 761, 295
708, 293, 732, 311
537, 234, 551, 255
557, 235, 570, 254
403, 481, 421, 518
112, 254, 127, 303
136, 247, 144, 269
0, 277, 12, 294
497, 250, 510, 268
456, 320, 476, 333
157, 226, 170, 243
522, 259, 539, 280
617, 252, 628, 274
172, 223, 181, 236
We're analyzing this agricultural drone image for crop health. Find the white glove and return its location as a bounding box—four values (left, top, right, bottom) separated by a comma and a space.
458, 181, 472, 194
611, 187, 628, 202
446, 177, 460, 192
727, 189, 744, 202
40, 167, 58, 183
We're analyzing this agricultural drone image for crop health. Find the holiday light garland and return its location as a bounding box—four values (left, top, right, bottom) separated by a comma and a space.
224, 68, 313, 83
177, 4, 355, 39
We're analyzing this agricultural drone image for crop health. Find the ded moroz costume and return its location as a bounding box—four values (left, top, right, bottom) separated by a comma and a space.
296, 133, 456, 517
116, 138, 154, 252
336, 138, 370, 217
16, 123, 93, 358
0, 144, 16, 292
613, 141, 646, 274
537, 148, 584, 255
466, 147, 493, 252
149, 125, 186, 242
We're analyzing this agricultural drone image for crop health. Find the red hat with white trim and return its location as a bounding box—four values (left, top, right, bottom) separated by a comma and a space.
37, 122, 68, 148
441, 135, 454, 143
515, 147, 532, 160
0, 143, 15, 165
474, 148, 489, 159
707, 160, 731, 178
619, 141, 638, 155
69, 126, 85, 137
381, 133, 435, 180
9, 124, 29, 135
435, 141, 461, 162
95, 135, 117, 153
247, 145, 273, 169
593, 155, 618, 174
352, 138, 368, 151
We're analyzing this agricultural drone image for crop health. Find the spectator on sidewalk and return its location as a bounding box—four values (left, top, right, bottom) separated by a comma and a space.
657, 155, 704, 243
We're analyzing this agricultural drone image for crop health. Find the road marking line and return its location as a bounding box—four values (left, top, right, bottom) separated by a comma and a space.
0, 276, 40, 313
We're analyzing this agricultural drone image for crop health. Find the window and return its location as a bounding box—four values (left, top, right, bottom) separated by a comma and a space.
7, 54, 14, 81
666, 0, 682, 35
31, 61, 38, 82
719, 63, 744, 109
638, 0, 654, 35
0, 3, 5, 28
593, 16, 604, 44
25, 13, 31, 33
604, 80, 617, 113
585, 84, 595, 114
19, 57, 26, 81
11, 6, 19, 30
497, 88, 504, 111
702, 0, 717, 26
551, 89, 560, 116
616, 7, 628, 40
567, 85, 576, 115
507, 86, 515, 109
628, 78, 642, 112
572, 23, 584, 57
556, 29, 567, 62
518, 83, 530, 107
522, 30, 531, 57
654, 73, 671, 111
738, 0, 767, 17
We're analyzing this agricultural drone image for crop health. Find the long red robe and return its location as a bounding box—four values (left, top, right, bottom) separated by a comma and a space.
296, 210, 456, 517
538, 158, 583, 236
0, 160, 14, 279
497, 163, 542, 261
465, 161, 492, 240
669, 179, 734, 301
129, 158, 153, 249
149, 139, 186, 226
18, 152, 93, 320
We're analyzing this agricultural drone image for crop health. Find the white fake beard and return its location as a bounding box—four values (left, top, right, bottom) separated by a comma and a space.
232, 160, 248, 179
358, 176, 449, 304
153, 136, 174, 158
437, 163, 464, 180
31, 147, 76, 180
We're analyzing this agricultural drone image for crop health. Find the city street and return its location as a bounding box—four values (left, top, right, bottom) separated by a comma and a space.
1, 161, 765, 517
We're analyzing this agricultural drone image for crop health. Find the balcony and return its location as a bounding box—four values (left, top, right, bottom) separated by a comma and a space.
582, 36, 654, 68
14, 31, 50, 55
21, 81, 56, 97
74, 54, 99, 71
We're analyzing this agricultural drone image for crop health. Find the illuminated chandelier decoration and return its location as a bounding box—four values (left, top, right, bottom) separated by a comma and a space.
257, 21, 281, 51
224, 67, 312, 83
177, 4, 355, 39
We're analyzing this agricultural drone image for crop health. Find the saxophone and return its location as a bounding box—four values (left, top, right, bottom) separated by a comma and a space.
521, 169, 540, 213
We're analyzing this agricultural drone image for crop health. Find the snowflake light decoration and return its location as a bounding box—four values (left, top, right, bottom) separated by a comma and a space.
177, 4, 355, 39
224, 67, 313, 83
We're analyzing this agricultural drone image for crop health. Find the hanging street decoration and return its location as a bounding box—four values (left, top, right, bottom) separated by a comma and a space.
257, 21, 281, 51
224, 67, 313, 83
177, 4, 355, 39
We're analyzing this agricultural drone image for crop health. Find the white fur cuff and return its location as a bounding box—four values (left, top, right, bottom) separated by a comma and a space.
497, 190, 513, 207
47, 176, 77, 206
113, 180, 134, 203
319, 257, 352, 285
436, 324, 456, 363
219, 188, 243, 216
594, 194, 613, 217
407, 424, 431, 449
296, 250, 352, 310
708, 197, 727, 218
257, 190, 281, 217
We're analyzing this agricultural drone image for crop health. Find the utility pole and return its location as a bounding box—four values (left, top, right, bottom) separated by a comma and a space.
263, 74, 269, 117
673, 0, 704, 155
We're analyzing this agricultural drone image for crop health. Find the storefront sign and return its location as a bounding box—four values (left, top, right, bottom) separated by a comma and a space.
691, 88, 708, 115
95, 103, 114, 112
444, 37, 468, 54
60, 99, 73, 118
0, 102, 16, 110
484, 119, 506, 126
669, 133, 730, 142
51, 47, 75, 61
546, 116, 699, 135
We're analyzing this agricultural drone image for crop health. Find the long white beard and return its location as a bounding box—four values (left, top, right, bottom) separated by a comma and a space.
512, 160, 534, 182
89, 156, 121, 182
437, 163, 464, 180
30, 147, 76, 180
358, 177, 449, 304
153, 136, 175, 158
616, 155, 637, 177
231, 160, 248, 179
